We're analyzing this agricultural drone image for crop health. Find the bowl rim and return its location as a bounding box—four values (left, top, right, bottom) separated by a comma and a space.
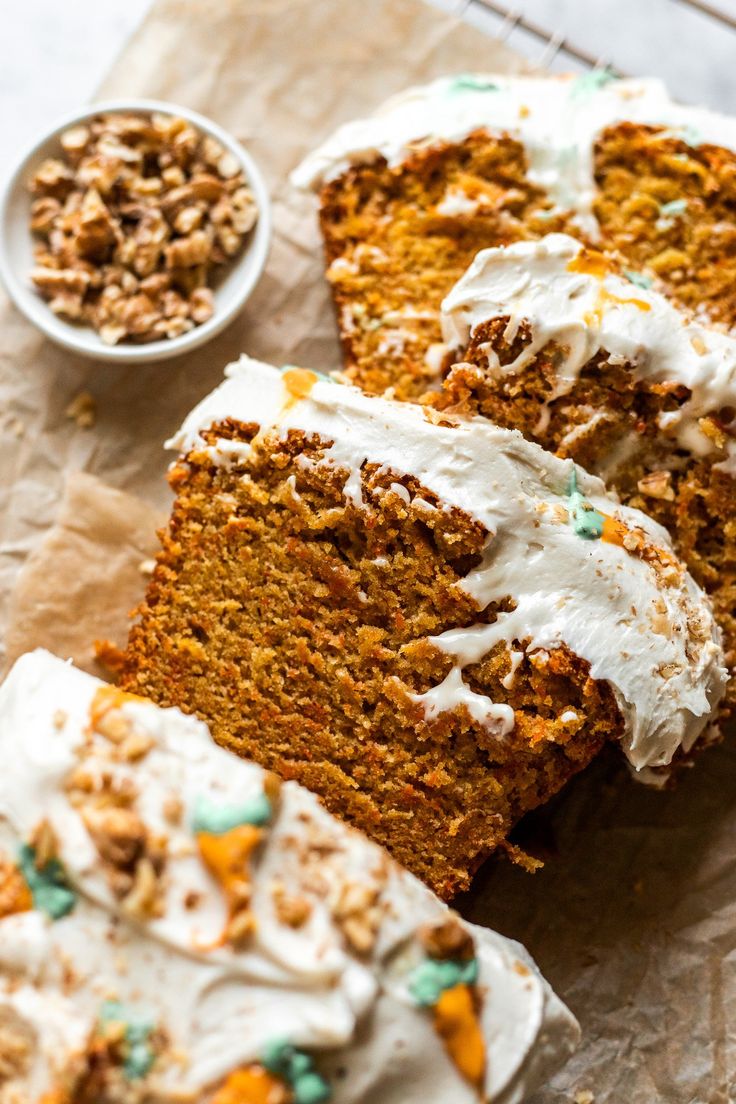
0, 96, 272, 364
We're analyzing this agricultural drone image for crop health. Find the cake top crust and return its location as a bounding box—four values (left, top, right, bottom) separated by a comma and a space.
172, 357, 726, 771
441, 233, 736, 476
291, 74, 736, 236
0, 649, 578, 1104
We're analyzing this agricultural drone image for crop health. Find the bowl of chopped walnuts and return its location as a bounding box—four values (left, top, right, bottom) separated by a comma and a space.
0, 99, 271, 363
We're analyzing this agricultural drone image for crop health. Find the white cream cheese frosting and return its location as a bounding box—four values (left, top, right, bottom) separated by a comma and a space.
291, 73, 736, 236
170, 356, 726, 771
0, 649, 579, 1104
441, 233, 736, 474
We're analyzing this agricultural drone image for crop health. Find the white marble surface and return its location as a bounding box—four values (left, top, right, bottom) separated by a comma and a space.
2, 0, 736, 184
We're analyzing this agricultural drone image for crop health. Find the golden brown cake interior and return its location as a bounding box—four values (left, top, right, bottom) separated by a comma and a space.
319, 129, 572, 400
320, 123, 736, 399
120, 421, 620, 898
439, 320, 736, 715
594, 122, 736, 329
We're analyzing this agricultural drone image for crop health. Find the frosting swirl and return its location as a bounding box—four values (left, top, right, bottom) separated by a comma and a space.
0, 650, 578, 1104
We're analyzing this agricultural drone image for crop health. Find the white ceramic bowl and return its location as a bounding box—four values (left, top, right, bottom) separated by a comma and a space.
0, 98, 272, 364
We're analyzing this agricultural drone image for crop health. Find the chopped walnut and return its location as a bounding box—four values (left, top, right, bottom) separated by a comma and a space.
123, 856, 163, 920
263, 770, 283, 805
184, 889, 202, 910
637, 469, 675, 501
82, 805, 146, 869
28, 112, 258, 344
65, 390, 96, 428
699, 414, 729, 451
272, 882, 312, 928
162, 795, 184, 825
80, 804, 166, 918
420, 915, 475, 961
332, 880, 383, 955
0, 1005, 36, 1083
30, 818, 61, 869
91, 704, 154, 763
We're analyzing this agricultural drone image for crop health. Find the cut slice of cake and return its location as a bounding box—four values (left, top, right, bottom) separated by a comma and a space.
0, 649, 579, 1104
293, 74, 736, 399
119, 356, 726, 898
438, 232, 736, 713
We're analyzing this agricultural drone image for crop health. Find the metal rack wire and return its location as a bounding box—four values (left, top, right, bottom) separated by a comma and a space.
460, 0, 736, 74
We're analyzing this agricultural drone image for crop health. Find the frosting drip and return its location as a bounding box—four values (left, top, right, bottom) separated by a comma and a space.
171, 356, 726, 771
441, 233, 736, 473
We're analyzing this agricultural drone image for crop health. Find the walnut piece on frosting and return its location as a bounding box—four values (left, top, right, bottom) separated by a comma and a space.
0, 1005, 36, 1084
332, 878, 384, 955
28, 112, 258, 345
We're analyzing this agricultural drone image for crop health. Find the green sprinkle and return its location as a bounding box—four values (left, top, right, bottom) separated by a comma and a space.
262, 1040, 331, 1104
535, 208, 559, 221
261, 1038, 289, 1070
18, 843, 76, 921
192, 793, 272, 834
99, 1001, 155, 1081
659, 198, 688, 217
566, 468, 605, 541
624, 269, 653, 290
657, 126, 701, 148
680, 125, 702, 148
408, 956, 479, 1007
294, 1074, 332, 1104
570, 69, 617, 100
449, 75, 499, 94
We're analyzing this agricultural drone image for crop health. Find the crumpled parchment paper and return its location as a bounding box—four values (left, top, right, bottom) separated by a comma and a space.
2, 1, 734, 1100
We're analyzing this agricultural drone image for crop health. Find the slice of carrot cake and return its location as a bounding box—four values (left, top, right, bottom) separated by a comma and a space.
0, 649, 580, 1104
293, 74, 736, 399
119, 356, 726, 898
438, 232, 736, 712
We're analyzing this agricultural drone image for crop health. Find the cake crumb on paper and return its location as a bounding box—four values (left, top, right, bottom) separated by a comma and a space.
65, 390, 96, 428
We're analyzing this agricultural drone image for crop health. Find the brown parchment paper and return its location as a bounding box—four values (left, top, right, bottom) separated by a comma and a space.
2, 1, 734, 1101
4, 472, 162, 675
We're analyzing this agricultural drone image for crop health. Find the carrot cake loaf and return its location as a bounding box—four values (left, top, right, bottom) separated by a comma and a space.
293, 74, 736, 399
438, 232, 736, 711
0, 649, 580, 1104
120, 356, 726, 897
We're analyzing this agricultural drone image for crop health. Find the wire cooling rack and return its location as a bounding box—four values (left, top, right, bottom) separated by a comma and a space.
462, 0, 627, 71
438, 0, 736, 109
